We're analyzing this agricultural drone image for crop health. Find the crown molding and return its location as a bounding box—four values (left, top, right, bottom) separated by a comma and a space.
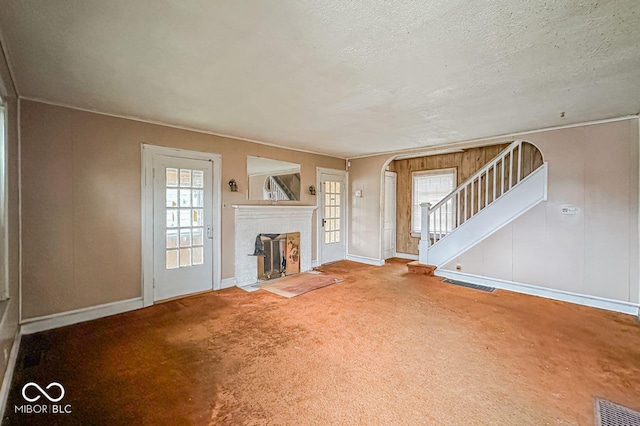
347, 115, 640, 160
18, 96, 347, 159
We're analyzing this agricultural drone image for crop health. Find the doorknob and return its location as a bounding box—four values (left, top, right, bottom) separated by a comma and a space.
206, 225, 213, 239
322, 219, 326, 227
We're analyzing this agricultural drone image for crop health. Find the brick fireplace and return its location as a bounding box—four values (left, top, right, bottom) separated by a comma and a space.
233, 205, 316, 286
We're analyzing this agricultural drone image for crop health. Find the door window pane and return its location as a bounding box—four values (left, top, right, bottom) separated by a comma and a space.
166, 189, 178, 207
166, 168, 179, 187
166, 209, 178, 228
179, 190, 191, 207
192, 247, 204, 265
192, 190, 204, 207
166, 250, 179, 269
192, 228, 204, 246
180, 229, 192, 247
179, 209, 191, 227
166, 230, 179, 248
179, 169, 192, 187
192, 209, 203, 226
192, 170, 204, 188
179, 248, 191, 267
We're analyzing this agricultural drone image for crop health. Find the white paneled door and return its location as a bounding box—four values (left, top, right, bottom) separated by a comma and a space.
153, 155, 214, 301
318, 169, 346, 264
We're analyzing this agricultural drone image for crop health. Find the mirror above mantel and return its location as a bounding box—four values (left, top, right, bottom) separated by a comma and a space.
247, 156, 301, 201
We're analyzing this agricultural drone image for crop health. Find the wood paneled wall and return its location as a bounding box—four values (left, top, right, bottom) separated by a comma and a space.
388, 143, 513, 255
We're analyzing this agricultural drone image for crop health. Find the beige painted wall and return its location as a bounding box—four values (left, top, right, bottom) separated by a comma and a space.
348, 119, 640, 304
20, 100, 344, 319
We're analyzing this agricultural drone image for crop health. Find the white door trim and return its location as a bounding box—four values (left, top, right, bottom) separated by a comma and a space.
141, 144, 222, 307
383, 171, 397, 260
316, 167, 348, 265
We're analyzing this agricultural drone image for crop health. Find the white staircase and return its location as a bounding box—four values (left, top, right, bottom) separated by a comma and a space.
418, 140, 548, 267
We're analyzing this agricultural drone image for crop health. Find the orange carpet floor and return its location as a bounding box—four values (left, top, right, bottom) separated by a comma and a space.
4, 259, 640, 425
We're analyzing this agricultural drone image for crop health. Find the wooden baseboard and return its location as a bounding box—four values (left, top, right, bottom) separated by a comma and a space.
346, 254, 385, 266
436, 269, 640, 316
21, 298, 144, 335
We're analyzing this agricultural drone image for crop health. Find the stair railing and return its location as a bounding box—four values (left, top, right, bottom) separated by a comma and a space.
420, 140, 533, 251
265, 176, 290, 201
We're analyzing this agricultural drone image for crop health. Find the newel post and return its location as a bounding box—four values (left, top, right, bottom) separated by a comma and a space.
418, 202, 431, 264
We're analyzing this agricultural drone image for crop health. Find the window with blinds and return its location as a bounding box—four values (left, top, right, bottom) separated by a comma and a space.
412, 168, 456, 235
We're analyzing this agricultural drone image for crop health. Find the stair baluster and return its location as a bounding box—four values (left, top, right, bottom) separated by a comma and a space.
422, 139, 544, 252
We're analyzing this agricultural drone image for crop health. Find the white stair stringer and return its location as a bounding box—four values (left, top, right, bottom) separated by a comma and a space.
426, 162, 548, 268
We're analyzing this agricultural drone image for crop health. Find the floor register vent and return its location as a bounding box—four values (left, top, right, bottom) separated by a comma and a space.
595, 398, 640, 426
442, 278, 495, 293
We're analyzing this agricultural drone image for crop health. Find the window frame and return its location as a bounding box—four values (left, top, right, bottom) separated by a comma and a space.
411, 167, 457, 238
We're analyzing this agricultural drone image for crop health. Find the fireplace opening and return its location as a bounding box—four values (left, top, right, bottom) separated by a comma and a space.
254, 232, 300, 281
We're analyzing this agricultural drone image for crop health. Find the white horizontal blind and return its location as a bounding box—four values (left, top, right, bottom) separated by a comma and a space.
412, 169, 456, 234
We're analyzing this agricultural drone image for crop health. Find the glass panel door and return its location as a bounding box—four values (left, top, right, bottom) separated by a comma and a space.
153, 155, 214, 301
319, 170, 346, 264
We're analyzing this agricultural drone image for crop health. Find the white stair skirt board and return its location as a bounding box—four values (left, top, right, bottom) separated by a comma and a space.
346, 254, 385, 266
436, 269, 640, 316
220, 277, 237, 289
427, 163, 548, 267
394, 252, 419, 261
21, 297, 144, 335
0, 329, 21, 420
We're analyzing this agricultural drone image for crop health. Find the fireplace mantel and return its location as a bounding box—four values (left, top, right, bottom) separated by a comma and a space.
233, 205, 317, 286
232, 205, 317, 218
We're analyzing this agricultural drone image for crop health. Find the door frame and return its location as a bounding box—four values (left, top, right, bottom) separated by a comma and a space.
141, 144, 222, 307
383, 171, 397, 259
316, 167, 348, 265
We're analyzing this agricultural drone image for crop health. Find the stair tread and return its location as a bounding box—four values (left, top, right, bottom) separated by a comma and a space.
406, 261, 437, 276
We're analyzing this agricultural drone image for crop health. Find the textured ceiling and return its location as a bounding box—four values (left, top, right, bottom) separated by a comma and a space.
1, 0, 639, 158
